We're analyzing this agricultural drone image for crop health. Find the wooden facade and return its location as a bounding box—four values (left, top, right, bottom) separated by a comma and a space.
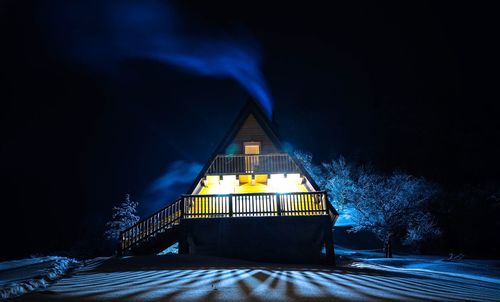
118, 101, 338, 264
228, 114, 280, 154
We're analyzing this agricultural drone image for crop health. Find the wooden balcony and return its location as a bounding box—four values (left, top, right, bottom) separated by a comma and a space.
119, 191, 334, 253
184, 192, 328, 218
206, 153, 300, 175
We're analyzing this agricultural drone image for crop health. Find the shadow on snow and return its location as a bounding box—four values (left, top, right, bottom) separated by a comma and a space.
13, 254, 500, 302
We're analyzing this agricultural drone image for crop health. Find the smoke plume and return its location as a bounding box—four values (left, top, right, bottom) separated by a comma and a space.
37, 0, 273, 117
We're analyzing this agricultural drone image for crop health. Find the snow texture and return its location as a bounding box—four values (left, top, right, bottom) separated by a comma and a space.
336, 247, 500, 285
158, 243, 179, 255
8, 252, 500, 302
0, 256, 79, 300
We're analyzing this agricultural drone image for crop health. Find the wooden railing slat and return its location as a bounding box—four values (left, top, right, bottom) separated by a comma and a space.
207, 154, 300, 175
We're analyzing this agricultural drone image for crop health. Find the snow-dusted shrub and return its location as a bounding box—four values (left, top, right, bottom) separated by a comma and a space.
104, 194, 140, 241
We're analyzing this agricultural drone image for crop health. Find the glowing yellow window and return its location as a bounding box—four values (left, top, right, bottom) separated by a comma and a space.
244, 142, 260, 154
244, 142, 260, 173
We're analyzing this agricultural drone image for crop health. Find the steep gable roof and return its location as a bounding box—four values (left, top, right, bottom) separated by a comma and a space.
187, 100, 322, 193
212, 100, 283, 155
228, 113, 280, 154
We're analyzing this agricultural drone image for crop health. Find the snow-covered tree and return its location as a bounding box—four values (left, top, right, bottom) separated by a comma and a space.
293, 150, 323, 186
104, 194, 140, 241
294, 151, 356, 211
349, 171, 441, 257
321, 156, 357, 211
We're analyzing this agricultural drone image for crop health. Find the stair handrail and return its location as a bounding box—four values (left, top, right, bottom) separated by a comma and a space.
119, 196, 184, 254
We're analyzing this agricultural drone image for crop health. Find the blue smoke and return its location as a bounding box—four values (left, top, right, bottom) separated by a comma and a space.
143, 160, 202, 215
36, 0, 273, 117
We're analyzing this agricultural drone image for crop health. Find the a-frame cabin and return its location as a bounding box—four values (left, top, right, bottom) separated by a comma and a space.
119, 101, 339, 264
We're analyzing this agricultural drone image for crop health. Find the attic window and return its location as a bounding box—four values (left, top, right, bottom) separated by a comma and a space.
244, 142, 260, 155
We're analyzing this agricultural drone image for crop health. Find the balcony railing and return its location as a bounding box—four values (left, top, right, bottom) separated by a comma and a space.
183, 191, 329, 218
119, 191, 333, 253
206, 153, 300, 175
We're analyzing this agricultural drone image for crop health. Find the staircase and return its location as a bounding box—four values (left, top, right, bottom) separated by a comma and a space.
118, 191, 335, 256
118, 197, 184, 255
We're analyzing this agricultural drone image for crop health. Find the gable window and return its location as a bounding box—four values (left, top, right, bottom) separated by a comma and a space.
244, 142, 260, 173
244, 142, 261, 155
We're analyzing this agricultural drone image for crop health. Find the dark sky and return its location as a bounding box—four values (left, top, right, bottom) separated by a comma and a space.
0, 1, 498, 260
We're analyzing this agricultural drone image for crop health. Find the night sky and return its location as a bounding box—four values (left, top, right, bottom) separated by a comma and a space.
1, 1, 498, 260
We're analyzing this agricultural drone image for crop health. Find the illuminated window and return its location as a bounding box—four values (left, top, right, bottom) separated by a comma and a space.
244, 142, 260, 154
243, 142, 260, 173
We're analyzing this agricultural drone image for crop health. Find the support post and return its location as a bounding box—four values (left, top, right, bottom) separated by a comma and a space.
116, 239, 123, 257
178, 234, 189, 254
324, 221, 336, 266
229, 195, 233, 217
177, 197, 189, 254
180, 196, 185, 218
276, 194, 282, 216
177, 215, 189, 255
116, 231, 126, 257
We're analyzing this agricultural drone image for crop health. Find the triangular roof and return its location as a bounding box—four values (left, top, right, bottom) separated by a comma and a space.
187, 100, 323, 194
213, 100, 282, 155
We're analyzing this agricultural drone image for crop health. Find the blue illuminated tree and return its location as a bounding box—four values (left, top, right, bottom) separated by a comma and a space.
104, 194, 140, 241
321, 156, 358, 211
295, 149, 441, 257
294, 151, 355, 211
348, 171, 441, 257
293, 150, 323, 185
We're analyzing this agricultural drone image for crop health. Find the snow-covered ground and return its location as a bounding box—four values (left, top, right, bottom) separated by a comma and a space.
0, 256, 79, 300
3, 249, 499, 301
337, 247, 500, 285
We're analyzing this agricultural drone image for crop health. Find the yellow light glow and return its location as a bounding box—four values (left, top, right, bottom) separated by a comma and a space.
244, 142, 260, 154
286, 173, 302, 185
270, 173, 285, 180
216, 175, 236, 194
267, 173, 304, 193
199, 173, 308, 195
222, 175, 237, 181
239, 175, 252, 184
205, 175, 220, 186
254, 174, 268, 184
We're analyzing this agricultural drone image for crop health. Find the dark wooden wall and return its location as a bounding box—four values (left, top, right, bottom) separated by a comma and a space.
180, 216, 333, 263
229, 114, 280, 154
